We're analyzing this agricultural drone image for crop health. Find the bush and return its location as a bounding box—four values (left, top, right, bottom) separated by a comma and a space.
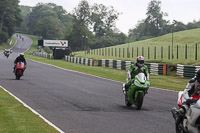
0, 31, 9, 44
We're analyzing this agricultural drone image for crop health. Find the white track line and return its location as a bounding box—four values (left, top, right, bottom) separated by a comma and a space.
0, 85, 65, 133
29, 59, 178, 93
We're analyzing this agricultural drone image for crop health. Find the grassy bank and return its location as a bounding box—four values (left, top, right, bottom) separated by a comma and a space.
74, 28, 200, 65
0, 87, 59, 133
0, 36, 16, 51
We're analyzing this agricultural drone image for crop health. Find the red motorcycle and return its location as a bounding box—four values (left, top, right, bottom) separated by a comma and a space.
15, 62, 26, 80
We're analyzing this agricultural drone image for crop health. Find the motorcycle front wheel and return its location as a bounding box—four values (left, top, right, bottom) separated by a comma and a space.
16, 71, 21, 80
135, 92, 144, 110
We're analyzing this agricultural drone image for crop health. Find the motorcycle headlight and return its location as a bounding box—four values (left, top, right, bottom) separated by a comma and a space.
134, 81, 142, 87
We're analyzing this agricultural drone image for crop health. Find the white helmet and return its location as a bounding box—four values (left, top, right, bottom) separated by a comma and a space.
19, 53, 24, 57
136, 56, 144, 67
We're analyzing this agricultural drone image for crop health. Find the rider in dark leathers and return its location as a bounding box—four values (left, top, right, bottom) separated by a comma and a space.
13, 53, 27, 72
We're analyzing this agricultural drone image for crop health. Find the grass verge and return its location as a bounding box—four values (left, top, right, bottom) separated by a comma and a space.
0, 87, 59, 133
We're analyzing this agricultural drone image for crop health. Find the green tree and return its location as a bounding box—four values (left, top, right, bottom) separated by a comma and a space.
26, 3, 72, 39
145, 0, 168, 36
37, 17, 65, 39
69, 0, 91, 50
128, 0, 169, 41
0, 0, 22, 43
91, 3, 120, 37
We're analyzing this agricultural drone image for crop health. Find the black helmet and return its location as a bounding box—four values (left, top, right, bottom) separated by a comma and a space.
136, 56, 144, 67
196, 69, 200, 83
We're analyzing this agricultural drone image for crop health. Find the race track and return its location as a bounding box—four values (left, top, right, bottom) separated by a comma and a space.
0, 35, 179, 133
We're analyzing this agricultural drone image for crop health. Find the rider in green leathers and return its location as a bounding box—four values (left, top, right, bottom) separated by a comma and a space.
122, 56, 149, 95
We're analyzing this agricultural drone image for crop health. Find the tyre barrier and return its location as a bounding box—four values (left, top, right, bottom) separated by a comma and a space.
29, 53, 168, 75
177, 64, 200, 78
98, 59, 168, 75
65, 56, 93, 66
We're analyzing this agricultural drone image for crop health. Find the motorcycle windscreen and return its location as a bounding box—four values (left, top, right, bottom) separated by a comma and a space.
135, 73, 146, 83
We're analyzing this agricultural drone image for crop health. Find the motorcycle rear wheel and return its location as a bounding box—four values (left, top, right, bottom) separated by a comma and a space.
135, 92, 144, 110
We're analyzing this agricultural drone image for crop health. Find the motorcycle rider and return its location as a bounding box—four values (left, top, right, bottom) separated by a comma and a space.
13, 53, 26, 73
171, 69, 200, 125
122, 56, 149, 95
3, 49, 12, 56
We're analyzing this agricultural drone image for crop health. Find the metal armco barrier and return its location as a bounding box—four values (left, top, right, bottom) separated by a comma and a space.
98, 59, 168, 75
65, 56, 93, 66
177, 64, 200, 78
29, 51, 53, 59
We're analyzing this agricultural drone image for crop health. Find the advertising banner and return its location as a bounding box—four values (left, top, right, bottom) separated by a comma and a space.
44, 40, 68, 47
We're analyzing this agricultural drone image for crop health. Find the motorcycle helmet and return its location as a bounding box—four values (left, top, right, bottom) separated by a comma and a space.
136, 56, 144, 67
196, 69, 200, 83
19, 53, 24, 58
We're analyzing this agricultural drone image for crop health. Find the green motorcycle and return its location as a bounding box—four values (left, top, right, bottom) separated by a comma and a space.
124, 73, 150, 110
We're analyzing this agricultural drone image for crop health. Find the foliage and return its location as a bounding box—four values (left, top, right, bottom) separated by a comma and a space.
68, 0, 126, 51
69, 0, 91, 50
0, 0, 22, 44
0, 31, 9, 44
129, 0, 170, 41
16, 5, 32, 33
26, 3, 73, 40
91, 3, 120, 37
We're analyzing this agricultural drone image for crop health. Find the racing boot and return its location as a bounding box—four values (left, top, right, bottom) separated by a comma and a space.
171, 107, 185, 125
122, 83, 126, 95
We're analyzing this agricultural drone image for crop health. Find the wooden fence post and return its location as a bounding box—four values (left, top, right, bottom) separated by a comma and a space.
142, 47, 144, 56
112, 48, 113, 56
177, 45, 179, 59
127, 47, 129, 58
119, 48, 120, 57
132, 47, 133, 58
123, 48, 125, 58
115, 48, 117, 57
168, 46, 170, 60
195, 43, 197, 60
185, 44, 187, 59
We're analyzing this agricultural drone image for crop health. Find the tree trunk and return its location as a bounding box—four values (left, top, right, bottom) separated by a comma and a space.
0, 10, 5, 32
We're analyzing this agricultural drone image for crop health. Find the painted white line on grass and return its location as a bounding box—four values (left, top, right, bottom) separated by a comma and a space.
0, 85, 65, 133
28, 59, 178, 93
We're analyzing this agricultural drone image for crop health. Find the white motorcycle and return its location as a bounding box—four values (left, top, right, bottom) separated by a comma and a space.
171, 91, 200, 133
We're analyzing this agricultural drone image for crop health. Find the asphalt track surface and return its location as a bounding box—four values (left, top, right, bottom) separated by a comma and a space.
0, 35, 180, 133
